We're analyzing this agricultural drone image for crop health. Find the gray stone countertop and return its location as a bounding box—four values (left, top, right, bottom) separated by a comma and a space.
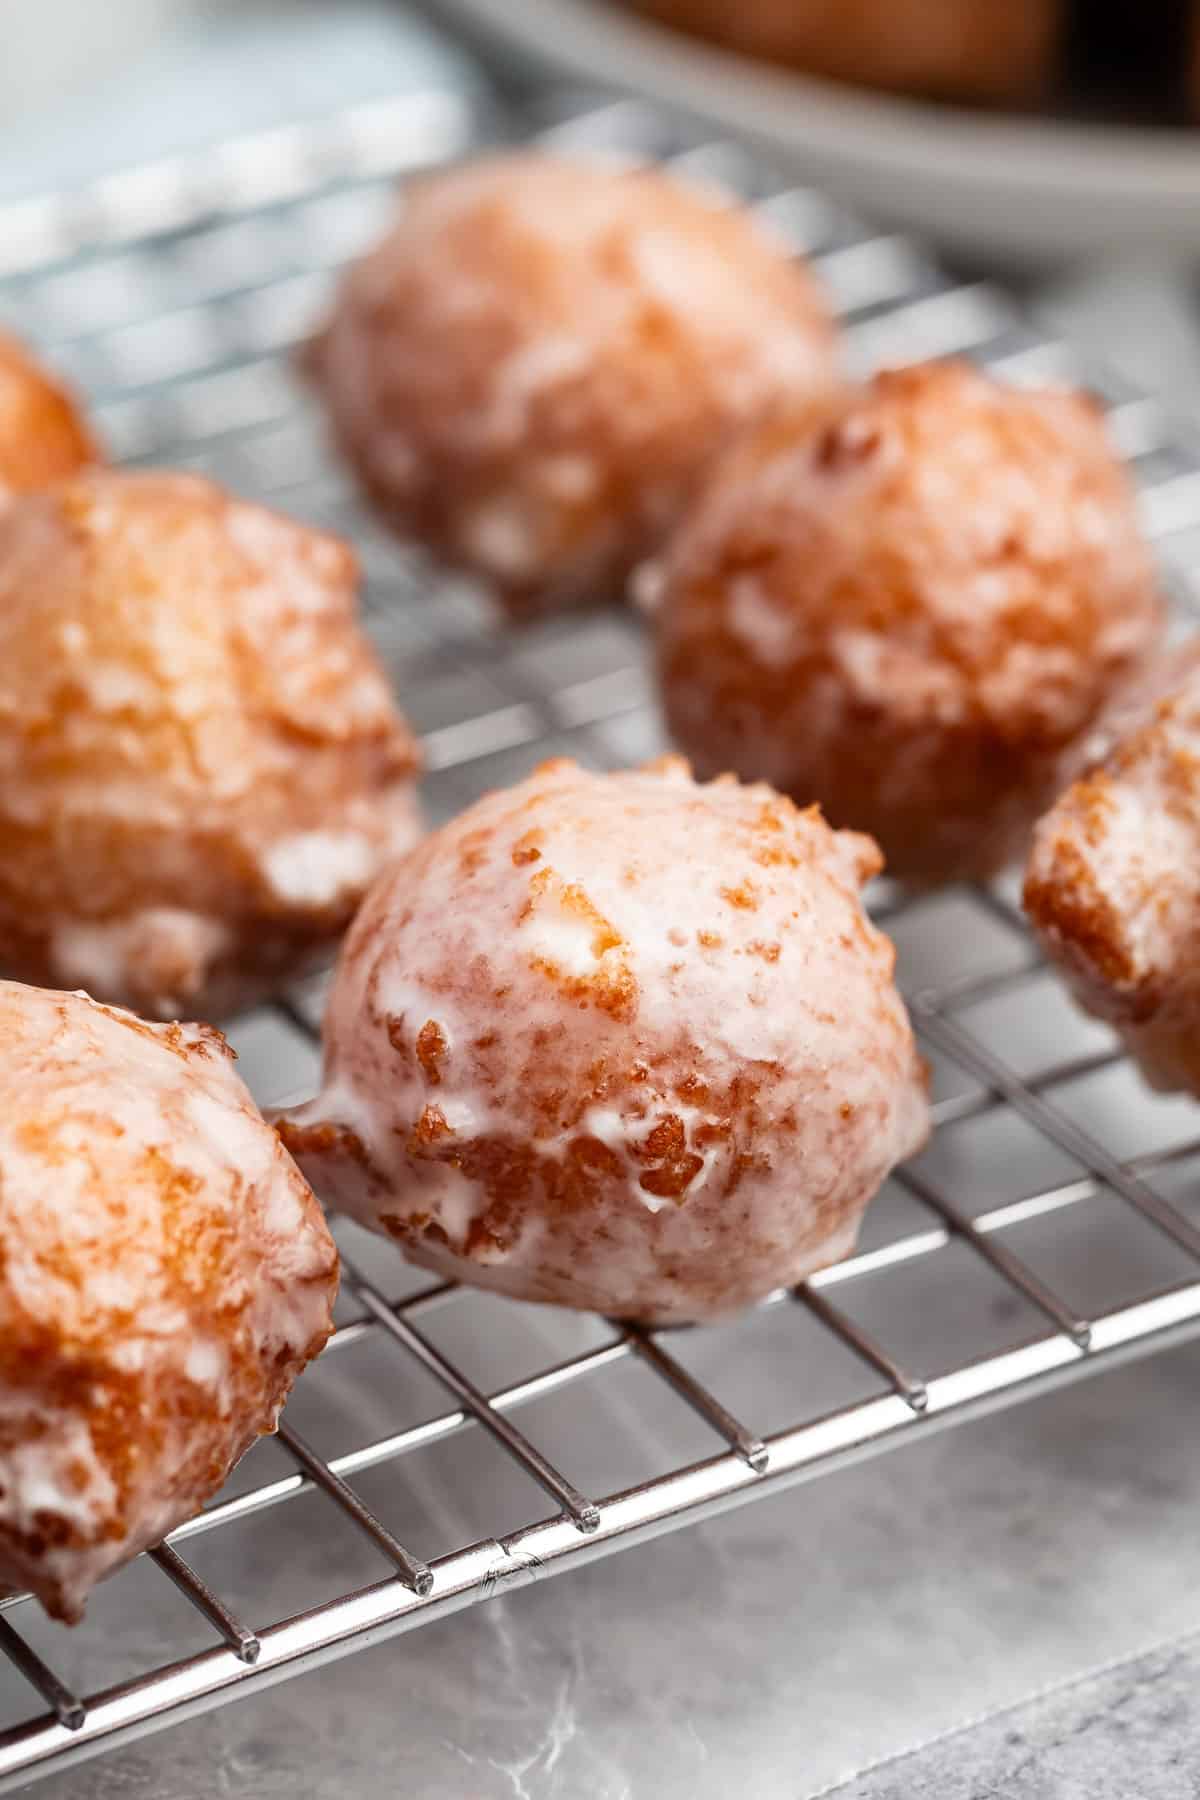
23, 1331, 1200, 1799
838, 1630, 1200, 1800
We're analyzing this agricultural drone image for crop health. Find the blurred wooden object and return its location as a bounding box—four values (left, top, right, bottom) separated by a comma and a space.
627, 0, 1062, 105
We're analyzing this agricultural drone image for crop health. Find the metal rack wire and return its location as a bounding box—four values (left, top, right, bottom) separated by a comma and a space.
2, 84, 1200, 1793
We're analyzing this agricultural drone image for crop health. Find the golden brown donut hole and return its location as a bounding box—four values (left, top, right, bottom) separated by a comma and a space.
0, 468, 422, 1017
309, 152, 838, 616
654, 361, 1164, 887
0, 328, 100, 500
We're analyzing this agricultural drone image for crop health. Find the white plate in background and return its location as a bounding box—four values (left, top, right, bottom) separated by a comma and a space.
429, 0, 1200, 264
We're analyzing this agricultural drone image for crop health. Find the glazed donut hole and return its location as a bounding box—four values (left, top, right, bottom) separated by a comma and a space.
307, 150, 838, 618
0, 466, 422, 1020
0, 328, 100, 502
653, 359, 1164, 887
280, 755, 929, 1326
0, 980, 337, 1622
1025, 643, 1200, 1098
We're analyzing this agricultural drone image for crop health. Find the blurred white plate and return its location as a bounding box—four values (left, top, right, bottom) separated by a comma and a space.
432, 0, 1200, 263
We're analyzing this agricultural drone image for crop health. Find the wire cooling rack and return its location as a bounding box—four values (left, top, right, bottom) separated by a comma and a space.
3, 83, 1200, 1794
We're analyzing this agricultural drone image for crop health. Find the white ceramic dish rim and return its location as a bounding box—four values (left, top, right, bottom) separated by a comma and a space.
429, 0, 1200, 259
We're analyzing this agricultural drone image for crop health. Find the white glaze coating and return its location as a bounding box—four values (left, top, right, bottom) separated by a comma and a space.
283, 758, 928, 1323
1025, 644, 1200, 1095
0, 982, 338, 1622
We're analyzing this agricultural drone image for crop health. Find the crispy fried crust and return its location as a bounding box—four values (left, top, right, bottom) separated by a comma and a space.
0, 982, 338, 1621
309, 152, 837, 616
281, 756, 929, 1323
654, 360, 1163, 886
1025, 644, 1200, 1095
0, 469, 422, 1017
0, 329, 100, 499
628, 0, 1061, 104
